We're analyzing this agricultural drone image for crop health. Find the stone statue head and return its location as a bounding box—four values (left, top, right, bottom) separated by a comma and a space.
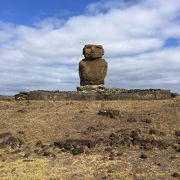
83, 44, 104, 59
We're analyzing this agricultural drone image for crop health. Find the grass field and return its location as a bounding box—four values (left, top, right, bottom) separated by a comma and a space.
0, 97, 179, 179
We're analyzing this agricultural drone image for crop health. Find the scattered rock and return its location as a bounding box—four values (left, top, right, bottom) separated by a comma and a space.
175, 130, 180, 137
127, 117, 137, 122
120, 129, 169, 150
108, 152, 115, 160
108, 156, 115, 160
54, 139, 95, 155
102, 176, 108, 179
71, 147, 84, 155
149, 128, 165, 136
159, 131, 166, 136
95, 137, 104, 145
171, 93, 178, 98
98, 109, 120, 118
85, 126, 97, 133
173, 144, 180, 152
149, 128, 159, 135
107, 169, 114, 173
17, 109, 27, 113
87, 126, 96, 132
34, 149, 42, 155
121, 134, 132, 146
64, 143, 72, 151
108, 133, 119, 146
82, 126, 98, 135
140, 153, 148, 159
171, 172, 180, 178
24, 152, 31, 158
131, 129, 142, 145
104, 147, 112, 152
153, 140, 168, 150
116, 151, 123, 156
170, 155, 177, 160
54, 141, 64, 149
143, 142, 153, 150
36, 140, 43, 148
176, 139, 180, 145
143, 118, 152, 123
156, 163, 161, 166
43, 151, 55, 157
18, 131, 25, 135
6, 136, 20, 149
2, 158, 6, 162
15, 92, 29, 100
68, 139, 95, 149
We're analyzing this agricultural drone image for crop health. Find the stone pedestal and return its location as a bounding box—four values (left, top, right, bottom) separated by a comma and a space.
77, 85, 105, 92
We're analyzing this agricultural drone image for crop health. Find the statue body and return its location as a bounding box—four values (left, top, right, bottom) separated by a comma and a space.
79, 44, 108, 86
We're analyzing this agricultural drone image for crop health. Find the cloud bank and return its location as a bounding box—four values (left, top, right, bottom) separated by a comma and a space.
0, 0, 180, 95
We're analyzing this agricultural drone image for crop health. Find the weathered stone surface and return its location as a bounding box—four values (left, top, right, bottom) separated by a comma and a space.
0, 133, 20, 149
175, 130, 180, 137
54, 139, 96, 155
79, 58, 107, 85
27, 89, 174, 101
83, 44, 104, 59
15, 92, 29, 100
79, 44, 108, 86
98, 109, 120, 118
77, 85, 105, 92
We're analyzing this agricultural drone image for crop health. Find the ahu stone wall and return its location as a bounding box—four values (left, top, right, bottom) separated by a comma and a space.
27, 88, 174, 100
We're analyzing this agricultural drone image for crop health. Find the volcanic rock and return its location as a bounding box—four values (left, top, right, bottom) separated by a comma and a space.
175, 130, 180, 137
79, 44, 108, 86
98, 109, 120, 118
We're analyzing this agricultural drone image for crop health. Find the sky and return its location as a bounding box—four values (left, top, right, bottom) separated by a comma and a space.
0, 0, 180, 95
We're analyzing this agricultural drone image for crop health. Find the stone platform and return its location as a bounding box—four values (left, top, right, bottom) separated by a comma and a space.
27, 88, 175, 101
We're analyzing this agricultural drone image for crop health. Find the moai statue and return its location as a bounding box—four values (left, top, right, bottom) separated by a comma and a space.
78, 44, 108, 89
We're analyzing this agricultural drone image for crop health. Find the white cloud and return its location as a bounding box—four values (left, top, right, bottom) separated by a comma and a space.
0, 0, 180, 95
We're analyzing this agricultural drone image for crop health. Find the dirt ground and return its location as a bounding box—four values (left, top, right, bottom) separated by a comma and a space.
0, 97, 179, 179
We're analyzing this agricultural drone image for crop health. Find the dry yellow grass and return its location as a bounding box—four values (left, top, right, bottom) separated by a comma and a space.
0, 97, 179, 179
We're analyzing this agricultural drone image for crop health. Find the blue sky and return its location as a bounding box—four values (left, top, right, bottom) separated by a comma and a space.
0, 0, 99, 25
164, 38, 179, 47
0, 0, 180, 95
